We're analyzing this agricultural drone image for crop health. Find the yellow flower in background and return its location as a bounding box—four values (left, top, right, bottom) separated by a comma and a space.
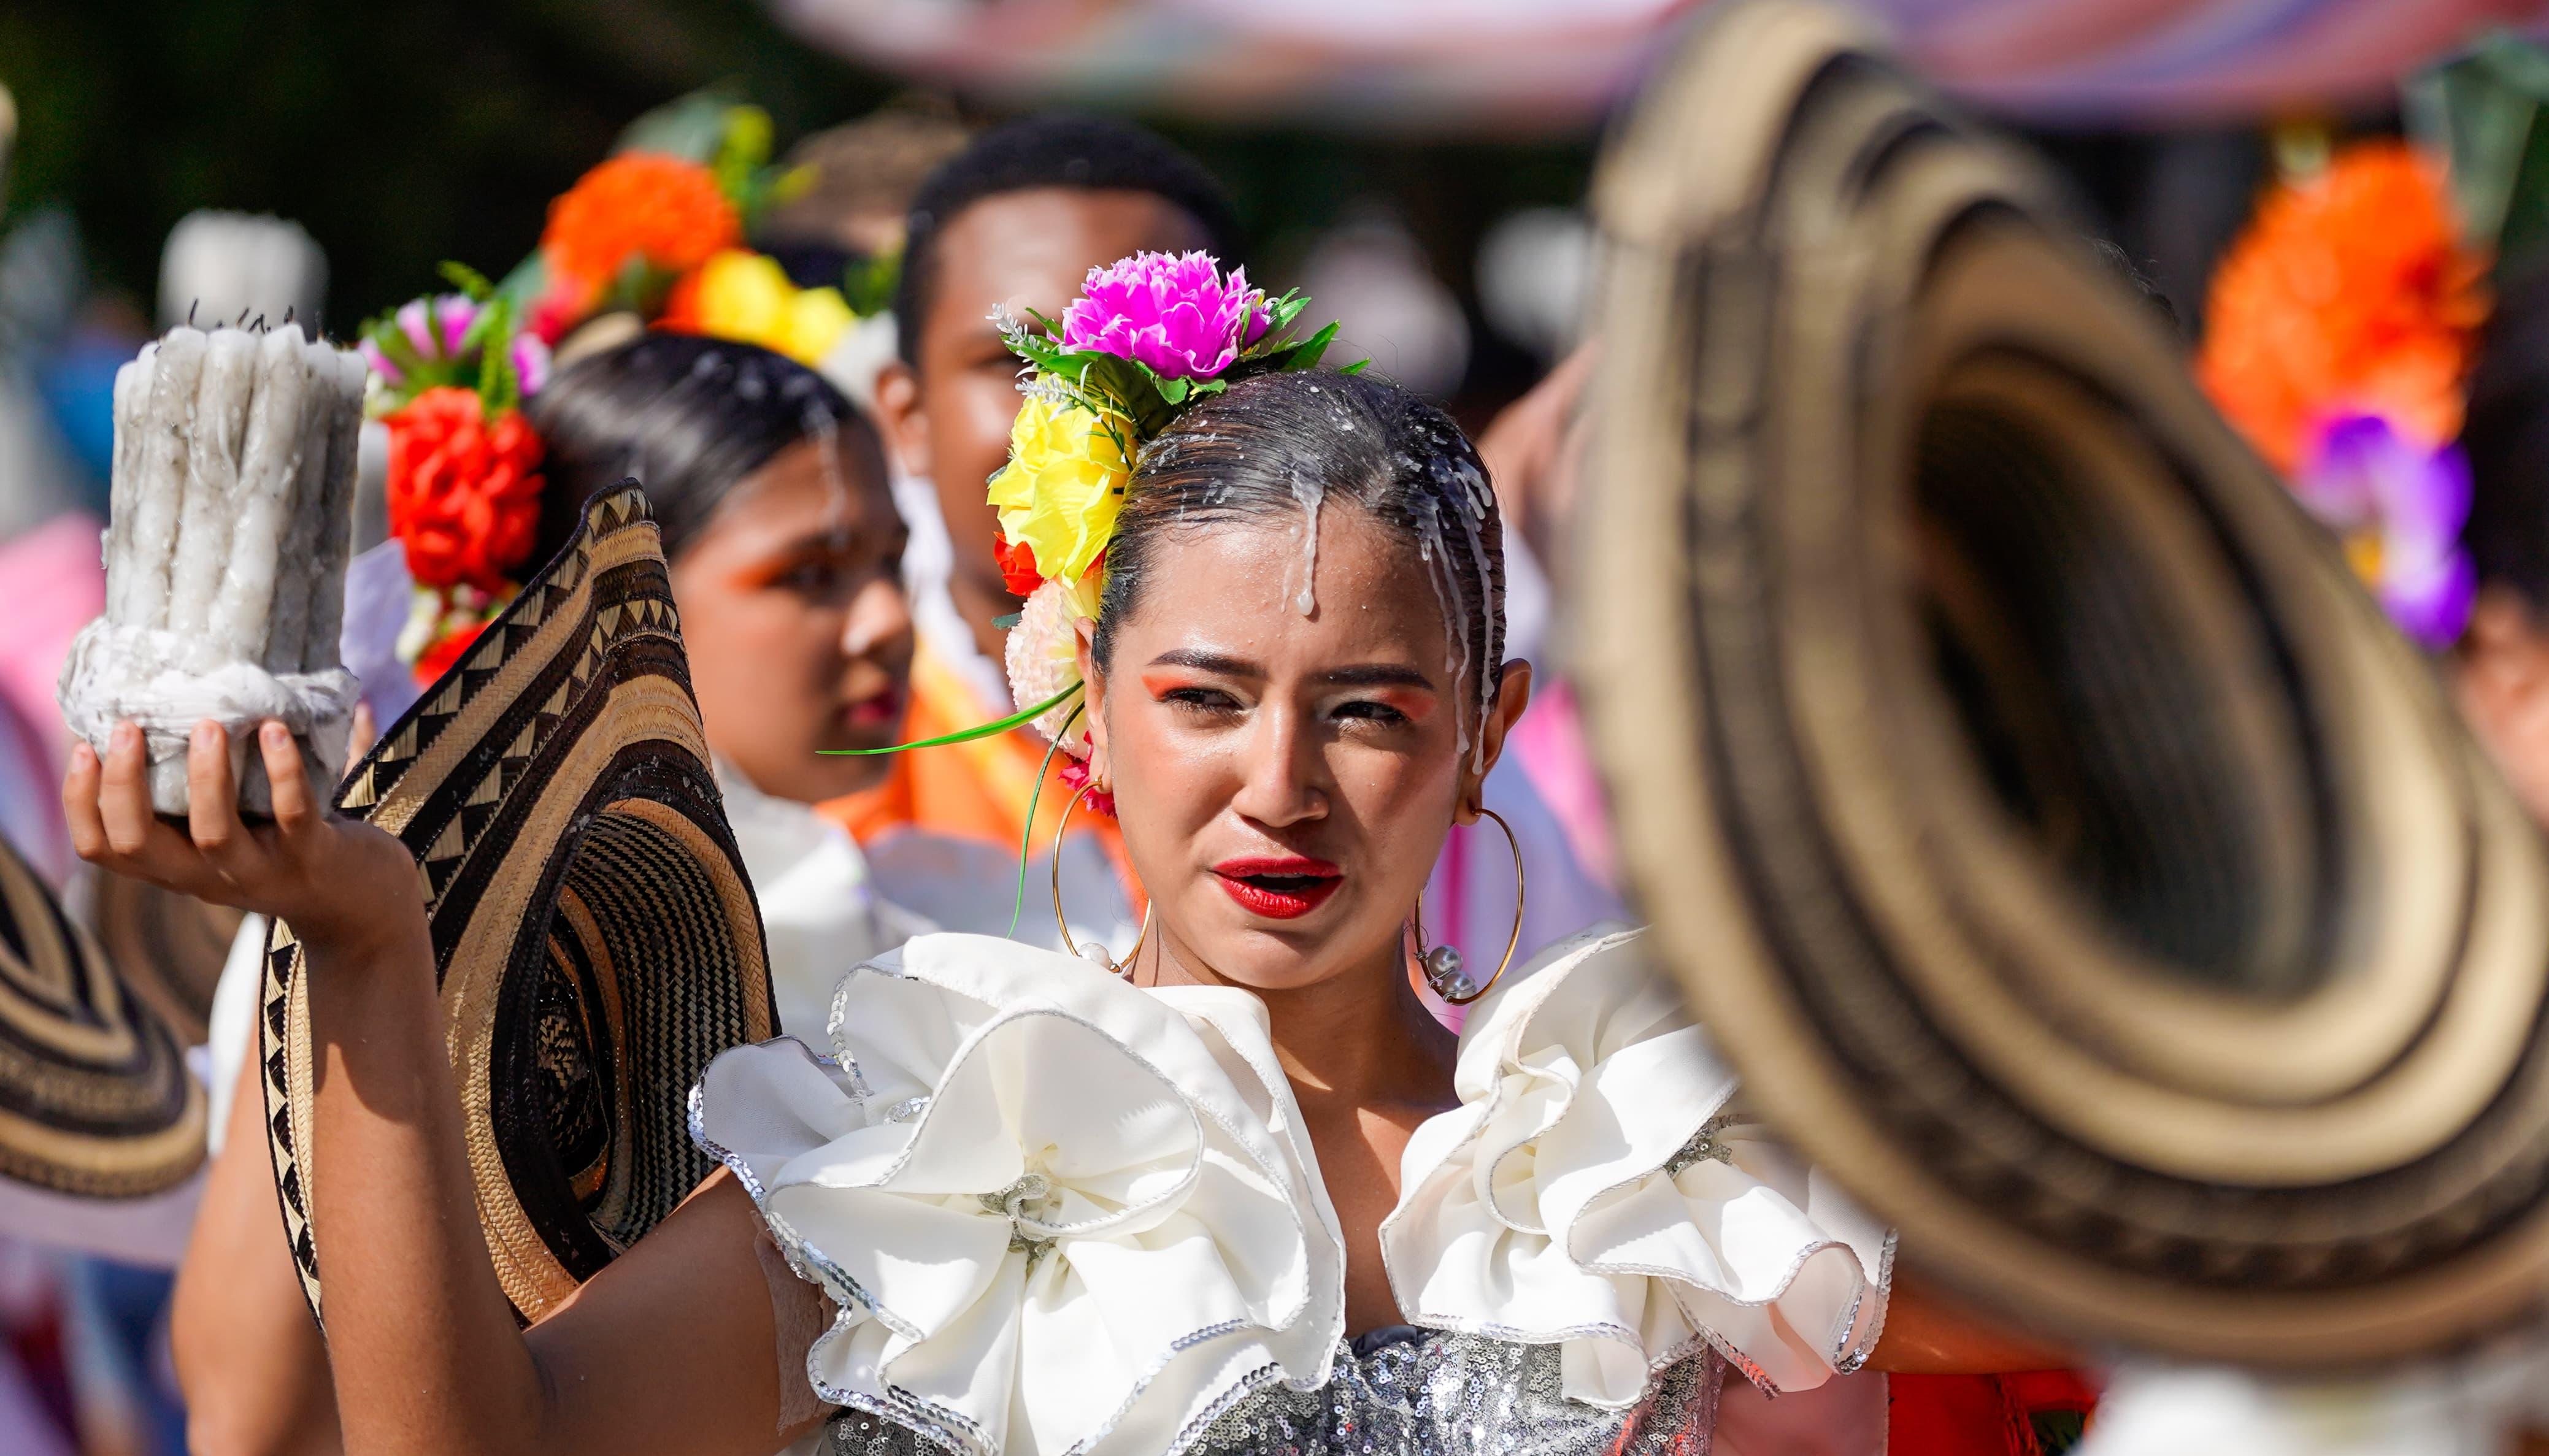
986, 397, 1133, 584
663, 248, 854, 366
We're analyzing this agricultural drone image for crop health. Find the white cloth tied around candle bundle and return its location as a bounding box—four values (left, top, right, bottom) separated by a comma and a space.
57, 322, 367, 816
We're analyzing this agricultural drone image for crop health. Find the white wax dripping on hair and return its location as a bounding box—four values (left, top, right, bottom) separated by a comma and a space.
1410, 497, 1474, 765
1288, 472, 1324, 617
1441, 458, 1501, 775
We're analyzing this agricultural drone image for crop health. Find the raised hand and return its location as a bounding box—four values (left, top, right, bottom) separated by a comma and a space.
63, 718, 418, 953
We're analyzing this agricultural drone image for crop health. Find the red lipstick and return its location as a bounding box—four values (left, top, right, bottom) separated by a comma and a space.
1211, 856, 1342, 920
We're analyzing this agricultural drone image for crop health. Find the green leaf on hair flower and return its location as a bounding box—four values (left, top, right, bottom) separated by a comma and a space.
819, 683, 1083, 755
437, 261, 497, 302
476, 297, 522, 415
1339, 358, 1372, 375
1239, 319, 1340, 377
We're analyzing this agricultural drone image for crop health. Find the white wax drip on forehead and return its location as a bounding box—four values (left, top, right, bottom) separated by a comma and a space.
1288, 470, 1324, 618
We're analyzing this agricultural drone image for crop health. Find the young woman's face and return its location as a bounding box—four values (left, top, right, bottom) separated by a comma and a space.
669, 436, 914, 803
1086, 504, 1526, 994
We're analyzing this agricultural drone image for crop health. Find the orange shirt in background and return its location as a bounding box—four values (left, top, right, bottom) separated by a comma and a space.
821, 643, 1138, 903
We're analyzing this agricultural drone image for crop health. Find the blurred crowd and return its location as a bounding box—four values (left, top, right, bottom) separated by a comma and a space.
3, 7, 2548, 1452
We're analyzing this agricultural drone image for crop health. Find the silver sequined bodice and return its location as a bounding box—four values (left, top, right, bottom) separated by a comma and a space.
812, 1330, 1720, 1456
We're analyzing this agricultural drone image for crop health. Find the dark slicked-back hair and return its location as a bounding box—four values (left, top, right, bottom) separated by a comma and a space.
893, 113, 1243, 372
525, 333, 886, 565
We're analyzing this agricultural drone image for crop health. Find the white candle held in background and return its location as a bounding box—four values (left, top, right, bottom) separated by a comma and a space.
59, 322, 364, 816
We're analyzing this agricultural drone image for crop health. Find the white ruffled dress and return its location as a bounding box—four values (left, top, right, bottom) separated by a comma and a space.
691, 927, 1891, 1456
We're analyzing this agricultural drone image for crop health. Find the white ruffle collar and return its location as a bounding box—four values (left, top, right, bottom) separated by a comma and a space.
1381, 927, 1891, 1405
694, 934, 1345, 1456
691, 928, 1891, 1455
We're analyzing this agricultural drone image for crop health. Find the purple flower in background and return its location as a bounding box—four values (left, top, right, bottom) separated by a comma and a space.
1060, 251, 1266, 380
2293, 411, 2475, 649
511, 332, 553, 397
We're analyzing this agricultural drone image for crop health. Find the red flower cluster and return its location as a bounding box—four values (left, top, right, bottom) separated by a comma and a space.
385, 386, 546, 592
1059, 758, 1115, 818
414, 619, 491, 684
993, 530, 1045, 597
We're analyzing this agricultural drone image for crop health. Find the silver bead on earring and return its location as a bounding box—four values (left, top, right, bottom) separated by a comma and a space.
1419, 943, 1475, 1003
1409, 808, 1526, 1007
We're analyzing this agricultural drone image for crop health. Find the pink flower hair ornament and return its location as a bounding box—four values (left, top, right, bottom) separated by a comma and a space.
998, 250, 1351, 445
1060, 250, 1272, 380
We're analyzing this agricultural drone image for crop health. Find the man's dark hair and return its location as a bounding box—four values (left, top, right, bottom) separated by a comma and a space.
893, 113, 1243, 372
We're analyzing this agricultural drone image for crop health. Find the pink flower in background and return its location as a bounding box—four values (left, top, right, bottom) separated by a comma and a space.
394, 298, 435, 358
394, 293, 479, 360
1061, 250, 1266, 379
359, 338, 404, 386
2293, 411, 2475, 650
435, 294, 478, 353
511, 332, 553, 397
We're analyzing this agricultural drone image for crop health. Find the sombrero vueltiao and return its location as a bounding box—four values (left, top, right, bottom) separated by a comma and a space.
91, 872, 242, 1046
1580, 1, 2549, 1366
0, 828, 206, 1261
261, 483, 772, 1324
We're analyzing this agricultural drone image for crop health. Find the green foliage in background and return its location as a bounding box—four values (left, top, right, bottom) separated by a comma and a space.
0, 0, 1594, 405
0, 0, 893, 326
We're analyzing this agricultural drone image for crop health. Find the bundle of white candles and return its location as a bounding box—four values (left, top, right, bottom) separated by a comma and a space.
58, 322, 367, 816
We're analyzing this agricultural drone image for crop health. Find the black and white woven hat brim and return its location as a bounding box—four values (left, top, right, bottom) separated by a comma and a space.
261, 483, 773, 1325
0, 828, 206, 1259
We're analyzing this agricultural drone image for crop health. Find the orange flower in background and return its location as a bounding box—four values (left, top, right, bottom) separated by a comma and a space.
385, 386, 546, 593
2199, 142, 2489, 472
539, 152, 741, 306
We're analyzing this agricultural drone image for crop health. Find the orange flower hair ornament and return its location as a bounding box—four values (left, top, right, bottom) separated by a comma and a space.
358, 95, 873, 683
2199, 141, 2490, 648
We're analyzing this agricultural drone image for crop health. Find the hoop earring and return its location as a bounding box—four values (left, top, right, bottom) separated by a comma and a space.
1410, 807, 1526, 1006
1054, 781, 1149, 978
